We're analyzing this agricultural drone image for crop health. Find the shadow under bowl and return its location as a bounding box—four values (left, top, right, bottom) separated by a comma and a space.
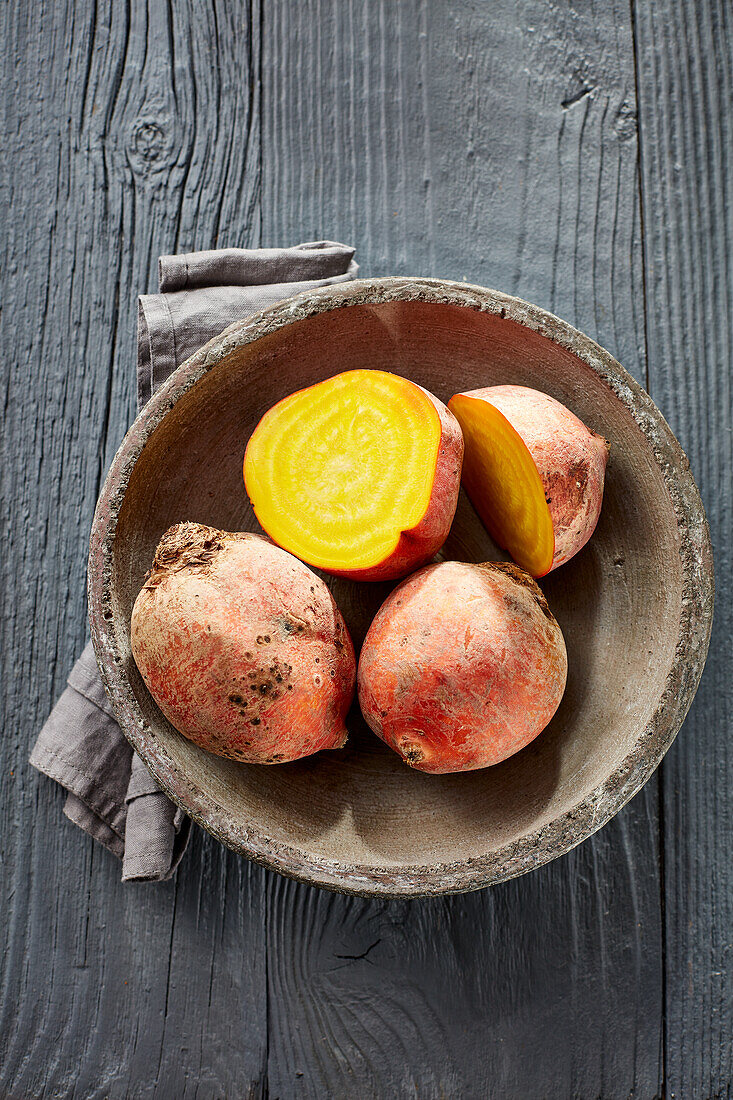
89, 278, 713, 897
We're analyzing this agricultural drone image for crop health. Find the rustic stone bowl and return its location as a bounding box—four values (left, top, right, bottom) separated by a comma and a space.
89, 278, 713, 897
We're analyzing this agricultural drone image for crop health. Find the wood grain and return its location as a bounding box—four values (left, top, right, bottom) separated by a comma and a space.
0, 2, 269, 1097
1, 0, 728, 1096
633, 0, 733, 1095
261, 2, 663, 1097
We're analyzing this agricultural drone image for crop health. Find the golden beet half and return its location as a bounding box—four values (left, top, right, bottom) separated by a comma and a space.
244, 369, 463, 581
448, 385, 609, 576
358, 560, 568, 774
131, 523, 356, 764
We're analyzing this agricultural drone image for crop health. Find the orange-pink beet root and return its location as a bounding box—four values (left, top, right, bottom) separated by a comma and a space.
358, 560, 567, 773
456, 385, 610, 573
340, 388, 464, 582
131, 523, 356, 763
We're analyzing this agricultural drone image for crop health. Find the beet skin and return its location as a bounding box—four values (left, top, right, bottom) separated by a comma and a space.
131, 523, 356, 764
357, 560, 567, 773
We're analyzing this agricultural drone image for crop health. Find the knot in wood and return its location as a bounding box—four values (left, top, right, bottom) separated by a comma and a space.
128, 116, 174, 172
614, 101, 637, 141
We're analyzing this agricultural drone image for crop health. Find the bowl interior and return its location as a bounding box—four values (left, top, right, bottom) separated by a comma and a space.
109, 298, 683, 884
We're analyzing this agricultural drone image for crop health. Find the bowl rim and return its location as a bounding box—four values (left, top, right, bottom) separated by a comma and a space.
88, 276, 714, 897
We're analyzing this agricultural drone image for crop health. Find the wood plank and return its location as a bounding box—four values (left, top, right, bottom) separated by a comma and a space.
0, 2, 269, 1097
633, 0, 733, 1095
261, 2, 663, 1097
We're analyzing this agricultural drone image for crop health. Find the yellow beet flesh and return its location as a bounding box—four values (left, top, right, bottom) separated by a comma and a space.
448, 393, 554, 577
244, 370, 444, 575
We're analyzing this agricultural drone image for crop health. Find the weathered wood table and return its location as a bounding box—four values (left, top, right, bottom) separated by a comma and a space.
2, 2, 730, 1097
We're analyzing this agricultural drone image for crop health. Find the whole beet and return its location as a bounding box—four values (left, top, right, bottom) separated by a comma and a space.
131, 523, 355, 763
358, 560, 567, 773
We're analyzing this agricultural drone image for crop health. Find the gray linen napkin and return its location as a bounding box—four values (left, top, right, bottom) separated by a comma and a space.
31, 241, 358, 882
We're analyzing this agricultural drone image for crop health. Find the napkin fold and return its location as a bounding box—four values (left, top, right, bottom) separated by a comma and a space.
31, 241, 358, 881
